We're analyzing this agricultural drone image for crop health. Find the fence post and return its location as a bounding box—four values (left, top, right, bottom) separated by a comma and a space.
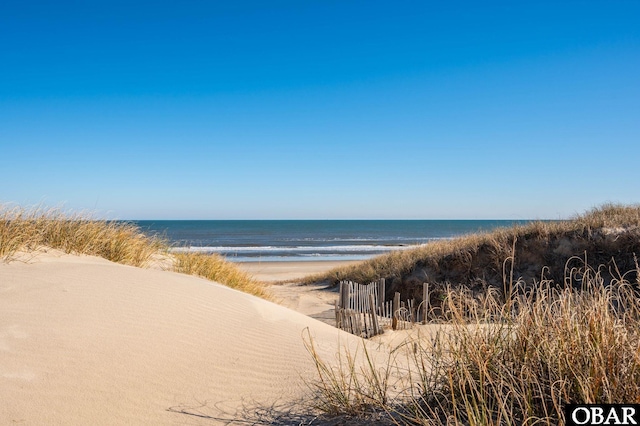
369, 294, 381, 336
377, 278, 386, 314
342, 282, 350, 310
392, 292, 400, 330
422, 283, 429, 324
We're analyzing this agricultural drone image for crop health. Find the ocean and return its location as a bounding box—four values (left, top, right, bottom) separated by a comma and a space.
133, 220, 532, 262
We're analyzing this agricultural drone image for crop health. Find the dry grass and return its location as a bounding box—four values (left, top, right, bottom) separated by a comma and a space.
304, 204, 640, 424
0, 204, 269, 299
172, 252, 271, 299
0, 204, 164, 266
305, 261, 640, 425
303, 203, 640, 306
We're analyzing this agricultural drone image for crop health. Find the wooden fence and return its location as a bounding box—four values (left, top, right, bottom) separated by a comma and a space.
335, 280, 430, 338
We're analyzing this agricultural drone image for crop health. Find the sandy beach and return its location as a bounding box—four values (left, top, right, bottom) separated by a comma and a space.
0, 252, 370, 425
236, 260, 358, 283
236, 260, 356, 325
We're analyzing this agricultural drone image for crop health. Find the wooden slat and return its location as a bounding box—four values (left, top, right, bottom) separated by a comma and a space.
392, 292, 400, 330
422, 282, 428, 324
369, 294, 381, 336
337, 280, 418, 337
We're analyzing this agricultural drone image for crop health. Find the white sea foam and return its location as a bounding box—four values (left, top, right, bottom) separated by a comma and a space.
138, 219, 529, 262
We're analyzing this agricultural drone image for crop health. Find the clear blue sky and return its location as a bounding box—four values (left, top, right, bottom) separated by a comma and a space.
1, 1, 639, 219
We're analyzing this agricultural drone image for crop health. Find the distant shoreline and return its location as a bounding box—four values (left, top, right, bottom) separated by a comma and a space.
237, 259, 359, 282
137, 219, 535, 263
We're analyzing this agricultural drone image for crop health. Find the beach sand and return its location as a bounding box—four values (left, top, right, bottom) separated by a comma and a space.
236, 259, 358, 283
0, 252, 370, 425
237, 260, 356, 325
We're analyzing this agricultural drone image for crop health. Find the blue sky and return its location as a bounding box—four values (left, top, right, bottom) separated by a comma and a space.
1, 1, 639, 219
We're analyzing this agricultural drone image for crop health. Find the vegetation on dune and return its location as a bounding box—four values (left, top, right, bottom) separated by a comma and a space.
0, 204, 269, 299
306, 258, 640, 425
172, 252, 270, 299
304, 203, 640, 316
0, 205, 164, 266
303, 203, 640, 424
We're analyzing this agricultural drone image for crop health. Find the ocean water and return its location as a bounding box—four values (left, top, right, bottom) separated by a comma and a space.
133, 220, 532, 262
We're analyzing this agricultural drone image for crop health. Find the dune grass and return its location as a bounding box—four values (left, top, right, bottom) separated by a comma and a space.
172, 252, 270, 299
304, 204, 640, 424
0, 204, 269, 299
302, 203, 640, 298
0, 205, 164, 266
305, 260, 640, 425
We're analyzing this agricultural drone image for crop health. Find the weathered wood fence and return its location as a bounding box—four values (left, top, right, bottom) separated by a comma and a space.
335, 280, 431, 338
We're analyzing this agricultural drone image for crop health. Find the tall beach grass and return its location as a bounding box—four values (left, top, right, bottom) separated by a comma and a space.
0, 204, 269, 299
303, 204, 640, 424
172, 252, 270, 299
0, 205, 164, 266
305, 258, 640, 425
303, 204, 640, 308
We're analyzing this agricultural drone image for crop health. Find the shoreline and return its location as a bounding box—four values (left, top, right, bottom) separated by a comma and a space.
236, 259, 360, 283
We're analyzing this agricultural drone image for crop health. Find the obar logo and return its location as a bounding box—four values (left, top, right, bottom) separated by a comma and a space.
566, 405, 640, 426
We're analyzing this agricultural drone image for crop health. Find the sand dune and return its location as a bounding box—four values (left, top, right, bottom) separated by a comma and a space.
0, 252, 365, 425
